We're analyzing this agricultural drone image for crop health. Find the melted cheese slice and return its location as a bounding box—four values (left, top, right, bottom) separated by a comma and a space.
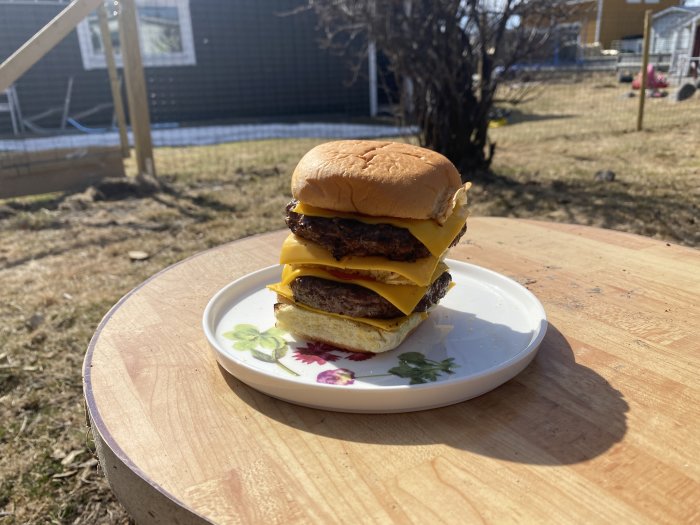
280, 234, 442, 286
268, 282, 429, 330
291, 185, 469, 257
278, 262, 448, 316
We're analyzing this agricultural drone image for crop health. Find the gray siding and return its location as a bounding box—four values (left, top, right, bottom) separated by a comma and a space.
652, 11, 692, 54
0, 0, 369, 135
0, 3, 111, 132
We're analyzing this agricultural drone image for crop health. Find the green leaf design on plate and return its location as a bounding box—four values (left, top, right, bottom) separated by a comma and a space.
251, 349, 276, 363
272, 345, 287, 360
388, 352, 459, 385
233, 340, 257, 351
224, 324, 298, 376
265, 327, 287, 338
395, 352, 426, 364
231, 324, 259, 339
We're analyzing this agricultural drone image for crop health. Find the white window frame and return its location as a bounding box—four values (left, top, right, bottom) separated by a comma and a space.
76, 0, 196, 70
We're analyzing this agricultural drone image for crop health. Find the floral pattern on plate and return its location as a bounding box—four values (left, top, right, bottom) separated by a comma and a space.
221, 323, 459, 385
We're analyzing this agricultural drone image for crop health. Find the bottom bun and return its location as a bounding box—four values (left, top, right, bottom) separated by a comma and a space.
273, 302, 426, 354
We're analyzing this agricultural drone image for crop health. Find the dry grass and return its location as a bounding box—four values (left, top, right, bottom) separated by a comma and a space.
486, 74, 699, 246
0, 74, 698, 523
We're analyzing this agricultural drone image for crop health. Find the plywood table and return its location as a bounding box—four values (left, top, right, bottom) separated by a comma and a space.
83, 217, 700, 524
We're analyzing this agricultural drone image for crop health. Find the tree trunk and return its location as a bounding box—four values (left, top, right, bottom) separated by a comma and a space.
416, 83, 494, 182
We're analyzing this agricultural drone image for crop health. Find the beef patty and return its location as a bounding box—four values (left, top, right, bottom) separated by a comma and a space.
290, 271, 452, 319
285, 200, 466, 261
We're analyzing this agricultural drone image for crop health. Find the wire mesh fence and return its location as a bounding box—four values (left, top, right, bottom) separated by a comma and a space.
1, 0, 699, 198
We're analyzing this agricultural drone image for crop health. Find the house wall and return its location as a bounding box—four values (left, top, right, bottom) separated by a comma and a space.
0, 1, 369, 135
0, 3, 109, 133
560, 1, 598, 45
680, 24, 694, 51
599, 0, 679, 49
580, 16, 599, 45
652, 10, 692, 53
667, 20, 696, 72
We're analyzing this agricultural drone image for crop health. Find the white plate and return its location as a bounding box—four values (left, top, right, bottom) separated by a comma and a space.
203, 260, 547, 413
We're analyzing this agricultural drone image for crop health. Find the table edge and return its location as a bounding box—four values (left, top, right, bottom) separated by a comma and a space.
82, 232, 280, 524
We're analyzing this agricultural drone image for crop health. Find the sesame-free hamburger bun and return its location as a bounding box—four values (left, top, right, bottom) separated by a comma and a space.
291, 140, 463, 224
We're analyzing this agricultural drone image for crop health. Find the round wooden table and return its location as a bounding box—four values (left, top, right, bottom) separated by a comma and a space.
83, 217, 700, 524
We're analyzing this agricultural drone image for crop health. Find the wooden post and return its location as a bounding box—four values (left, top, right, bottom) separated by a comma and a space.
637, 9, 652, 132
0, 0, 103, 92
98, 3, 130, 159
118, 0, 155, 179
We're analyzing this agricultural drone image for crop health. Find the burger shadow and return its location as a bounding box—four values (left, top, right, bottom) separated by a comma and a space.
220, 323, 629, 466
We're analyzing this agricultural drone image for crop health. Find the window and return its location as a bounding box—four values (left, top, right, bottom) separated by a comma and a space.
76, 0, 196, 70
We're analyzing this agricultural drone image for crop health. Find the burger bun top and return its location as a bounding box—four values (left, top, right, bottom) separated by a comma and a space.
291, 140, 464, 222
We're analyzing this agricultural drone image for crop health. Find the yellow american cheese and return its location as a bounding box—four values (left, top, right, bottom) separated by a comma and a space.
279, 234, 442, 286
279, 262, 448, 316
291, 186, 469, 257
267, 281, 429, 330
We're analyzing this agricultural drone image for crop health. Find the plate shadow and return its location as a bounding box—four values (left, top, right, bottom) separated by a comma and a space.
220, 323, 628, 466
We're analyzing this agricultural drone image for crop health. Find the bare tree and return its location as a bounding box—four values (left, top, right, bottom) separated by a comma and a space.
307, 0, 567, 179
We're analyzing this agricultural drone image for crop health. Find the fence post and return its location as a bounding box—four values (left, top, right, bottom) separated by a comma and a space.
636, 9, 652, 132
119, 0, 156, 178
98, 3, 130, 159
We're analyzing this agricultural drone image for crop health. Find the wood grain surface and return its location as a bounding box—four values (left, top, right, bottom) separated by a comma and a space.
83, 217, 700, 524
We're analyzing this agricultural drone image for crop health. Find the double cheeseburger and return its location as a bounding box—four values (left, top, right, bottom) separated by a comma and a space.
268, 140, 470, 353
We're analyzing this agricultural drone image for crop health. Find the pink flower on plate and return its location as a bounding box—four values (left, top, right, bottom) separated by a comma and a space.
317, 368, 355, 385
293, 341, 342, 365
344, 351, 374, 362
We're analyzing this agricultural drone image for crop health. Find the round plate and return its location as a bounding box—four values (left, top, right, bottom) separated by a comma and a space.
202, 260, 547, 413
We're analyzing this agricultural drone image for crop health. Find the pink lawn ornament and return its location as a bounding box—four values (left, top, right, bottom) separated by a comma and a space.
632, 64, 669, 90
